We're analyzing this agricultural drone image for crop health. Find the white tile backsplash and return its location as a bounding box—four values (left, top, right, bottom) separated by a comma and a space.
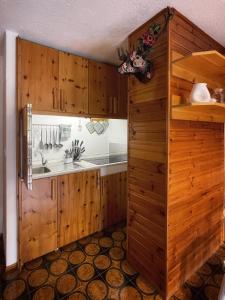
32, 115, 127, 164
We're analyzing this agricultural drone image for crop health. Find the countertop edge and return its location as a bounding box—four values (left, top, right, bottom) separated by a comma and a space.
32, 161, 127, 180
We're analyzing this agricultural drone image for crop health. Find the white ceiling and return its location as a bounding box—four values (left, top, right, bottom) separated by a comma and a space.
0, 0, 225, 64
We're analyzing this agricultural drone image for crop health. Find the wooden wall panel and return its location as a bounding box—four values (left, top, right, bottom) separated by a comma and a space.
128, 7, 225, 299
127, 9, 168, 294
167, 11, 225, 298
101, 172, 127, 228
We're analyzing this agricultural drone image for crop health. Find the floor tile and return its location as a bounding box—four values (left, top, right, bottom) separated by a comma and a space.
1, 223, 225, 299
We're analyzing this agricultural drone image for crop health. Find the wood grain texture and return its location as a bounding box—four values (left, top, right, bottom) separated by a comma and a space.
167, 10, 225, 298
88, 60, 127, 117
172, 102, 225, 123
17, 38, 127, 119
58, 170, 101, 247
101, 172, 127, 229
172, 50, 225, 89
128, 7, 225, 300
59, 52, 88, 114
19, 178, 58, 266
127, 9, 169, 295
17, 38, 59, 112
118, 75, 128, 118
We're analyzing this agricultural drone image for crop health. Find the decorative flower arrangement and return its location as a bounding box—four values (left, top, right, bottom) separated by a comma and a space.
118, 7, 174, 83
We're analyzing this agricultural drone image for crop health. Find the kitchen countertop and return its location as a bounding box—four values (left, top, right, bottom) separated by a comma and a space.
33, 154, 127, 179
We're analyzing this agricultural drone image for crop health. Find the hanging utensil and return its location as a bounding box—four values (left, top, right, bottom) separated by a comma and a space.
44, 127, 48, 150
49, 126, 53, 150
39, 127, 44, 150
53, 127, 57, 148
55, 127, 60, 149
58, 127, 63, 148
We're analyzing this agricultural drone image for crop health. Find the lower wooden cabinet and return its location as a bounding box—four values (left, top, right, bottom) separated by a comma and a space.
19, 170, 127, 266
19, 177, 58, 266
58, 170, 101, 247
101, 172, 127, 228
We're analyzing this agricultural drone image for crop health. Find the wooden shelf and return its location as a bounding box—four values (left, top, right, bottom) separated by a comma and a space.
172, 102, 225, 123
172, 50, 225, 89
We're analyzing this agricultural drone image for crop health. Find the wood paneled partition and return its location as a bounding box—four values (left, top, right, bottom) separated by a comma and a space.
127, 9, 168, 293
127, 8, 225, 299
168, 12, 224, 296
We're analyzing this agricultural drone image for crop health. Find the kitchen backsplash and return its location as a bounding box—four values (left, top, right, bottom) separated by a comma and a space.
32, 115, 127, 164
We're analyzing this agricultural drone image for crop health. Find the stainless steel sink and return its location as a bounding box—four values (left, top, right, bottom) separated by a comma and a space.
32, 166, 51, 174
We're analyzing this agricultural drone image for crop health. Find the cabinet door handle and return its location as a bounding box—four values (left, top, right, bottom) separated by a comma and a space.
52, 88, 55, 109
113, 97, 118, 114
60, 89, 64, 111
108, 96, 113, 114
96, 172, 100, 189
51, 178, 56, 200
53, 88, 59, 110
63, 90, 66, 112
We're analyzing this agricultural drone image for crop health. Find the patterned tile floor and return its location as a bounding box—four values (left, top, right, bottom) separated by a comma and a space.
0, 223, 225, 299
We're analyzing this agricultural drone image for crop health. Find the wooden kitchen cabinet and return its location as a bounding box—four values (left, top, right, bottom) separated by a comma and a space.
118, 75, 128, 118
59, 52, 89, 114
89, 60, 127, 117
101, 172, 127, 228
17, 38, 59, 112
58, 170, 101, 247
19, 177, 58, 266
17, 38, 127, 118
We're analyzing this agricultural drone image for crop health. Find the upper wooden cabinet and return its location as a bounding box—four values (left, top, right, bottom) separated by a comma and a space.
118, 74, 128, 118
17, 38, 127, 118
17, 38, 59, 112
88, 60, 127, 118
59, 52, 88, 114
88, 60, 114, 116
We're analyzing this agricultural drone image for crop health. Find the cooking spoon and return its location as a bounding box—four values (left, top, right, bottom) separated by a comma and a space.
53, 127, 57, 148
44, 127, 48, 150
39, 127, 44, 150
58, 127, 63, 148
49, 127, 53, 150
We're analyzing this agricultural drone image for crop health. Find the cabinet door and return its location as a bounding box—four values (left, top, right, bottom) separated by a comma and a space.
58, 170, 101, 247
18, 38, 59, 112
19, 177, 58, 265
59, 52, 88, 114
101, 172, 127, 229
117, 75, 128, 118
88, 61, 118, 116
78, 170, 101, 238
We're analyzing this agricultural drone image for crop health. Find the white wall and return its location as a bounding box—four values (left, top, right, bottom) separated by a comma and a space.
3, 30, 18, 266
0, 48, 3, 234
32, 115, 127, 164
108, 119, 128, 154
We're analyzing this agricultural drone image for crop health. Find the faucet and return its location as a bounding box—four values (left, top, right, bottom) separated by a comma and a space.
38, 151, 47, 166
